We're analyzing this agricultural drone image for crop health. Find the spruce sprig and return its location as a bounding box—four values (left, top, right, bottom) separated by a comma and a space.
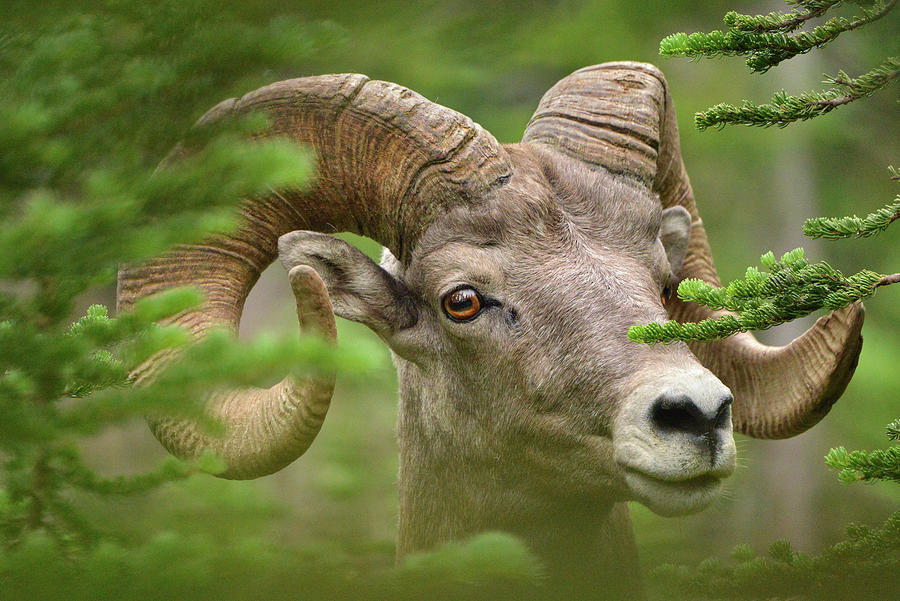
804, 196, 900, 238
633, 167, 899, 344
653, 510, 900, 599
0, 1, 360, 554
724, 1, 843, 34
660, 0, 895, 73
695, 58, 899, 129
53, 447, 226, 495
628, 248, 892, 344
825, 416, 900, 483
825, 445, 900, 482
804, 166, 900, 238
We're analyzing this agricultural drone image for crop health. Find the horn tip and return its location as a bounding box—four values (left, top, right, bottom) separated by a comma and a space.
807, 300, 865, 405
736, 302, 865, 439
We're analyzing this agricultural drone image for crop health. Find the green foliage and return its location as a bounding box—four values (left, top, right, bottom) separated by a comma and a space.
660, 0, 895, 74
804, 168, 900, 238
826, 446, 900, 483
695, 57, 899, 129
660, 0, 897, 129
638, 2, 899, 343
0, 0, 370, 555
0, 526, 544, 601
888, 418, 900, 440
0, 1, 342, 187
826, 419, 900, 483
393, 533, 546, 599
0, 1, 328, 319
652, 514, 900, 600
721, 1, 844, 34
646, 3, 900, 598
628, 248, 886, 343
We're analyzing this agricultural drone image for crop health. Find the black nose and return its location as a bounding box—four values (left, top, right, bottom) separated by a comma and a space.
650, 393, 732, 437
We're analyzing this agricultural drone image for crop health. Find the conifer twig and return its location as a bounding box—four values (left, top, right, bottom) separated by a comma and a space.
695, 57, 899, 129
803, 193, 900, 238
660, 0, 896, 72
878, 273, 900, 287
725, 1, 842, 33
628, 248, 888, 343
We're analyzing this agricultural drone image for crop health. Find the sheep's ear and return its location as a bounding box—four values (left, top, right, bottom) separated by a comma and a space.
660, 206, 692, 275
278, 231, 419, 340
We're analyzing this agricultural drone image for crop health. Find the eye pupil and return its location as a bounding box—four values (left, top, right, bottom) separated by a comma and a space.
450, 291, 473, 310
443, 288, 483, 320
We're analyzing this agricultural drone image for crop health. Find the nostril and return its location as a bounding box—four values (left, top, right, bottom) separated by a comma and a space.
651, 394, 731, 437
714, 395, 733, 431
651, 395, 708, 436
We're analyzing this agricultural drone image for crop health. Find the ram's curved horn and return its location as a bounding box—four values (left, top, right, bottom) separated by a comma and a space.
118, 75, 511, 478
522, 62, 864, 439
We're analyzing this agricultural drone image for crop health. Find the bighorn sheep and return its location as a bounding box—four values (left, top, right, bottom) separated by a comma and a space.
118, 62, 864, 592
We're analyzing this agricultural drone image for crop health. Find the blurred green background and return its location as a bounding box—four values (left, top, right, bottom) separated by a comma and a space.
12, 0, 898, 594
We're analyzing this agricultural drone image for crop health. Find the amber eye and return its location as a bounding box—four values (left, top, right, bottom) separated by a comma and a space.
442, 287, 483, 321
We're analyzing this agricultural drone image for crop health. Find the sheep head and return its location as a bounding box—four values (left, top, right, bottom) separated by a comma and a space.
119, 63, 864, 522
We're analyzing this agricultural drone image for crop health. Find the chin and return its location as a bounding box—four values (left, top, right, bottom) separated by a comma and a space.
623, 468, 723, 516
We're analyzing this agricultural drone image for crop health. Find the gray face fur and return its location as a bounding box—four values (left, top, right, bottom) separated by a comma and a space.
279, 145, 736, 522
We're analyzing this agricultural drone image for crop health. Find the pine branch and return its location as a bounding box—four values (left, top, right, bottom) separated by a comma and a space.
826, 446, 900, 482
628, 248, 889, 344
825, 419, 900, 483
724, 1, 843, 33
53, 446, 225, 495
652, 509, 900, 600
0, 3, 341, 553
878, 272, 900, 286
660, 1, 895, 72
695, 57, 900, 129
804, 167, 900, 238
804, 197, 900, 239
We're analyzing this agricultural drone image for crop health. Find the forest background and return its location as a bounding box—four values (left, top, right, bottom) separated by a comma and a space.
2, 0, 897, 598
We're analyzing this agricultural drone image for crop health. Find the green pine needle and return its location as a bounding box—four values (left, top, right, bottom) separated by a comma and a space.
723, 2, 842, 33
0, 2, 349, 552
695, 57, 899, 129
53, 446, 214, 495
629, 248, 888, 344
660, 1, 895, 73
825, 420, 900, 483
652, 508, 900, 598
804, 195, 900, 239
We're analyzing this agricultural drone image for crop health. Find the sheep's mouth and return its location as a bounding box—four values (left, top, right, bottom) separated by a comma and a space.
624, 467, 720, 490
621, 466, 722, 516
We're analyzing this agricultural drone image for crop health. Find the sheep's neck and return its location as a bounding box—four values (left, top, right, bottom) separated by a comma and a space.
396, 429, 643, 596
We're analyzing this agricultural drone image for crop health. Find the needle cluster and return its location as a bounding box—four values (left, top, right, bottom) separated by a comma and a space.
659, 0, 897, 129
628, 248, 890, 344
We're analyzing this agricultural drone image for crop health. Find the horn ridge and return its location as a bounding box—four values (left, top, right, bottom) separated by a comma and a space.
119, 73, 509, 478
